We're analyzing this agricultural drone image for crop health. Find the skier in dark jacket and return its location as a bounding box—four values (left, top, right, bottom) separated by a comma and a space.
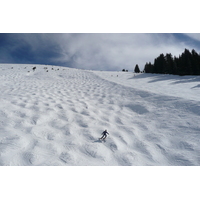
100, 129, 109, 140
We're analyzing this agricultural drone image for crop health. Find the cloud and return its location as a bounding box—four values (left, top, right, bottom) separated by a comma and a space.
65, 33, 200, 70
48, 34, 180, 70
1, 33, 200, 71
55, 33, 195, 71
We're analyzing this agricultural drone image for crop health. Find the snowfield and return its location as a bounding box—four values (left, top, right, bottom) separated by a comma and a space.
0, 64, 200, 166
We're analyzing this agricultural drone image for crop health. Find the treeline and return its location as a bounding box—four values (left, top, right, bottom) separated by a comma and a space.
144, 49, 200, 75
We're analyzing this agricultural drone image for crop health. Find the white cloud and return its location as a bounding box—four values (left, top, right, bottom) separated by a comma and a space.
54, 33, 192, 71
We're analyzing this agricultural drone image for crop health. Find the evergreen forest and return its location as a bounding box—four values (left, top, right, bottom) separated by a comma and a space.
144, 49, 200, 75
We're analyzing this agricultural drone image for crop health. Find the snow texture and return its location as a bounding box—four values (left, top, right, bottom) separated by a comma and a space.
0, 64, 200, 165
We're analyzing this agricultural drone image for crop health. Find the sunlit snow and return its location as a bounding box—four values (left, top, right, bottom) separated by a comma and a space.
0, 64, 200, 165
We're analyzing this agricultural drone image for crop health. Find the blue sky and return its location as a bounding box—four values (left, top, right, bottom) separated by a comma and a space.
0, 33, 200, 71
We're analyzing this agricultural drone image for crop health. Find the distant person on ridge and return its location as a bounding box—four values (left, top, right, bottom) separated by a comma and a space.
100, 129, 109, 140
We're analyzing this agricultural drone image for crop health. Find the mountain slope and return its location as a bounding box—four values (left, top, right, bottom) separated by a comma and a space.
0, 64, 200, 165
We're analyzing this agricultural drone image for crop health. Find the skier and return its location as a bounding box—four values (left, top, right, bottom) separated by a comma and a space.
100, 129, 109, 140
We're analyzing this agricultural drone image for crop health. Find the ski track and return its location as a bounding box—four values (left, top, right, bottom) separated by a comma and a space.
0, 64, 200, 165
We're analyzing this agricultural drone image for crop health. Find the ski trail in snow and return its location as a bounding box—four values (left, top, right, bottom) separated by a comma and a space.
0, 64, 200, 165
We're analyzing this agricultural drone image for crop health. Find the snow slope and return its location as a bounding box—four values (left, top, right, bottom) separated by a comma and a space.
0, 64, 200, 165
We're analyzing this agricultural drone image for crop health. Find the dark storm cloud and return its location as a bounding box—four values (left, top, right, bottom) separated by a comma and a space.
0, 33, 200, 71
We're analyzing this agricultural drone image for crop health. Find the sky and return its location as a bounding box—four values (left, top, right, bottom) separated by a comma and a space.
1, 33, 200, 71
1, 1, 200, 72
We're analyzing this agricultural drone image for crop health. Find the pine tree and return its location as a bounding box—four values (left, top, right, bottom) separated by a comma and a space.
144, 62, 154, 73
134, 64, 140, 73
165, 53, 174, 74
153, 54, 166, 73
191, 49, 200, 75
173, 57, 179, 75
